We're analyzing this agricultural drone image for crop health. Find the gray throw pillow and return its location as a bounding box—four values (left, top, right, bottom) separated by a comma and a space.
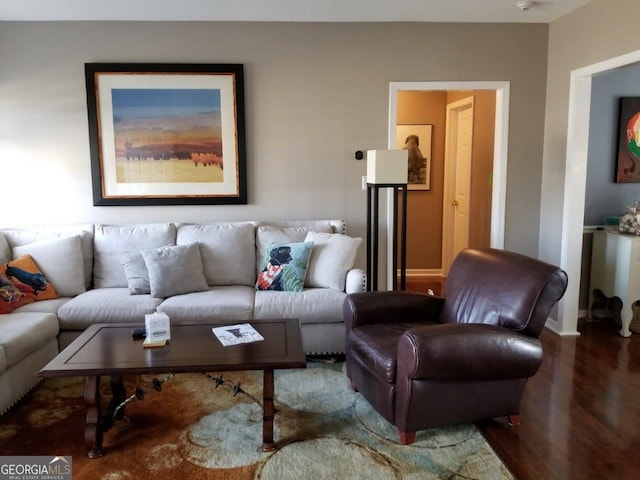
142, 243, 209, 298
120, 251, 150, 295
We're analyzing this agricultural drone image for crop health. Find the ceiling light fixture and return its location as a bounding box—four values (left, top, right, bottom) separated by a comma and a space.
516, 1, 532, 11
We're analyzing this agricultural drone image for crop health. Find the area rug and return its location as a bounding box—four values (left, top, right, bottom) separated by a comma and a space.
0, 362, 513, 479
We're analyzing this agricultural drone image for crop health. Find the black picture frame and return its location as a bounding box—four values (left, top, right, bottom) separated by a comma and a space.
85, 63, 247, 205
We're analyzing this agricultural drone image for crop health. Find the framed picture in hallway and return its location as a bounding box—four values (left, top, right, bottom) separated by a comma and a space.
395, 124, 432, 190
85, 63, 247, 205
615, 96, 640, 183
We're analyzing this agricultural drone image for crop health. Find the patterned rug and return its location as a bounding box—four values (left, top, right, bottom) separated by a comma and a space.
0, 362, 513, 479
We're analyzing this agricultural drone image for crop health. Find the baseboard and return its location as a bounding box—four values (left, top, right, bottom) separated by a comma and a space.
544, 319, 581, 336
400, 269, 443, 278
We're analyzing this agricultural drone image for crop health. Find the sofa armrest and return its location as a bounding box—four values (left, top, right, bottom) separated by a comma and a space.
344, 291, 445, 330
345, 268, 367, 294
397, 323, 543, 381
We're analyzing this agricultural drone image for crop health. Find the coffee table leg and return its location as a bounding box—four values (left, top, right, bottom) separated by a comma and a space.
262, 368, 275, 452
84, 376, 104, 459
106, 375, 126, 424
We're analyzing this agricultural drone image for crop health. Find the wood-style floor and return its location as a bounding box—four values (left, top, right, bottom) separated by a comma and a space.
406, 278, 640, 480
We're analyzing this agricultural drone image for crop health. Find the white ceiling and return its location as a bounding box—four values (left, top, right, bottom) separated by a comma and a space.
0, 0, 592, 23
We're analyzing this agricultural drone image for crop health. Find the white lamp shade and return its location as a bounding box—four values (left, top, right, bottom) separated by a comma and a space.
366, 150, 408, 184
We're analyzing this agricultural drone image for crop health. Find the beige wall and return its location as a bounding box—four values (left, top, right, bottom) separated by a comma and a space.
396, 90, 495, 270
397, 91, 446, 269
542, 0, 640, 268
0, 21, 548, 272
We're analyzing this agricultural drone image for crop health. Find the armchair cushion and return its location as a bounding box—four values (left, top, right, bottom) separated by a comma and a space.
350, 321, 435, 384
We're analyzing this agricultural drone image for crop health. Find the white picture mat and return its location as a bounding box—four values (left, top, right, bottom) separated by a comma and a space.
96, 73, 239, 197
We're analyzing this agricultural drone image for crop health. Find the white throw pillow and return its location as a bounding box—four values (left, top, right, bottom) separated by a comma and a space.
304, 232, 363, 291
120, 251, 150, 295
12, 235, 86, 297
142, 243, 209, 298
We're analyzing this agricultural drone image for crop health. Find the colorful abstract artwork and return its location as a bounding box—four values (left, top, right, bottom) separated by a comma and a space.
616, 97, 640, 183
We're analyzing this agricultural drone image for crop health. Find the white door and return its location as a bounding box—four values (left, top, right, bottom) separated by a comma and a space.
442, 96, 474, 276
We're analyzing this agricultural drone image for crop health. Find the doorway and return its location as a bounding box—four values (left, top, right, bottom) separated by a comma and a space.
556, 49, 640, 335
386, 81, 510, 290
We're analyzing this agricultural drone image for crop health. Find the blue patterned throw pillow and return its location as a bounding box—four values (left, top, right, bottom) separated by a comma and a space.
256, 241, 313, 292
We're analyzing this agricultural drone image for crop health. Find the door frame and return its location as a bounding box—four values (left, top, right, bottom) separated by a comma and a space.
386, 81, 510, 289
555, 49, 640, 335
441, 96, 475, 276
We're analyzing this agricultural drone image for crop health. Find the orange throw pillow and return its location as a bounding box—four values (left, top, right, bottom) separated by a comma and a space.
0, 255, 58, 314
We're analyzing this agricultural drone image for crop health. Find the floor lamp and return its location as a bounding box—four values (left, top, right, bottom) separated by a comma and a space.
365, 150, 408, 292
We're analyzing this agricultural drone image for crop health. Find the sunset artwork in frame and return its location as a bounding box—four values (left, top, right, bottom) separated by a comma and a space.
85, 63, 247, 205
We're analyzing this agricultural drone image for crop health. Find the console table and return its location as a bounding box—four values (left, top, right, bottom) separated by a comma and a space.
589, 230, 640, 337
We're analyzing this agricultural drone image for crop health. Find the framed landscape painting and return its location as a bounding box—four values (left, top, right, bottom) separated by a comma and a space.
85, 63, 247, 205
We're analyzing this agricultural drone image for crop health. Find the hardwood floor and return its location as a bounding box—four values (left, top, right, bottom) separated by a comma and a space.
478, 319, 640, 480
406, 278, 640, 479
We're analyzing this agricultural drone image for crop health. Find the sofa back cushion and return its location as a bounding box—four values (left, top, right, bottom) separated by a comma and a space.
177, 222, 255, 287
1, 224, 94, 290
12, 235, 86, 297
0, 233, 10, 264
94, 223, 176, 288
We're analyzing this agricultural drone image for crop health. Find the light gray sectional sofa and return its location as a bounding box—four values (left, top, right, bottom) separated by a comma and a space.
0, 220, 365, 414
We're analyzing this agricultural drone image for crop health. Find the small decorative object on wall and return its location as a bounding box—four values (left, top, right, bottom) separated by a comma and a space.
615, 97, 640, 183
395, 124, 432, 190
85, 63, 247, 205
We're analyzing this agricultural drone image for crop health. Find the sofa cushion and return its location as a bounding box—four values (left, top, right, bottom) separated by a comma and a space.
255, 225, 333, 277
0, 345, 6, 375
253, 288, 346, 325
256, 241, 313, 292
304, 232, 362, 291
0, 255, 58, 314
120, 251, 150, 295
14, 297, 71, 315
0, 233, 10, 264
0, 312, 59, 367
142, 243, 209, 298
177, 223, 255, 287
1, 225, 94, 290
13, 236, 85, 297
56, 288, 164, 329
157, 285, 255, 323
93, 223, 176, 288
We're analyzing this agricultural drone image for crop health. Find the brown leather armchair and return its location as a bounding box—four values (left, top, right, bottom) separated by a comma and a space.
344, 248, 568, 444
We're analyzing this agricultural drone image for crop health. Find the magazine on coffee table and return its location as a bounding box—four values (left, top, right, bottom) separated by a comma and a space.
212, 323, 265, 346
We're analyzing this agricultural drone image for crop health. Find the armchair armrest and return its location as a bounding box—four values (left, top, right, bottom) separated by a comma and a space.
397, 323, 543, 381
343, 291, 445, 330
345, 268, 367, 294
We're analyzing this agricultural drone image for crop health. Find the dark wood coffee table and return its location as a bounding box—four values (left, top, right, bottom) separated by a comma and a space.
38, 319, 306, 458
